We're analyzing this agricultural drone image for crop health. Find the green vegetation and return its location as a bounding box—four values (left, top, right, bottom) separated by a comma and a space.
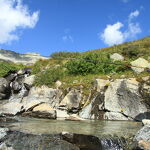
34, 67, 65, 87
0, 61, 24, 77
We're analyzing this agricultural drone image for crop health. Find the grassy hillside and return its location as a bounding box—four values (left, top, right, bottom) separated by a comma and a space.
32, 37, 150, 92
0, 37, 150, 92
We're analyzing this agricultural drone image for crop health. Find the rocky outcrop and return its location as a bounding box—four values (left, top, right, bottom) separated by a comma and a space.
80, 78, 150, 121
0, 68, 149, 121
104, 78, 148, 121
0, 49, 47, 65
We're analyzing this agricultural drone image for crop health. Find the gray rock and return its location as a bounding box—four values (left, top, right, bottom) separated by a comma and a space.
130, 58, 150, 74
59, 89, 82, 110
94, 79, 110, 92
79, 93, 104, 120
0, 78, 10, 100
104, 78, 148, 121
104, 112, 129, 120
142, 119, 150, 126
134, 125, 150, 142
24, 75, 35, 86
0, 143, 14, 150
110, 53, 124, 61
2, 131, 79, 150
0, 102, 23, 115
56, 109, 69, 119
22, 86, 62, 108
0, 128, 9, 140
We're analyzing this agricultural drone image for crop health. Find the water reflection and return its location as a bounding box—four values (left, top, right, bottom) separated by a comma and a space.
2, 117, 142, 137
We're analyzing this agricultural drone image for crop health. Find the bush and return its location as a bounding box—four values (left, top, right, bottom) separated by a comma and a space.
66, 53, 128, 75
34, 67, 65, 87
50, 51, 80, 59
122, 45, 140, 58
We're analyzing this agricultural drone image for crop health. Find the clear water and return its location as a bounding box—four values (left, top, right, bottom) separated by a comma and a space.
2, 117, 142, 138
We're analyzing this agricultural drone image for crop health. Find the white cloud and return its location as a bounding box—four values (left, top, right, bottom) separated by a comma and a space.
62, 35, 74, 43
129, 10, 139, 20
100, 10, 141, 46
0, 0, 39, 44
101, 22, 124, 46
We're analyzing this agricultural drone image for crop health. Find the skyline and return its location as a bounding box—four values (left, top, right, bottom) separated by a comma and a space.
0, 0, 149, 56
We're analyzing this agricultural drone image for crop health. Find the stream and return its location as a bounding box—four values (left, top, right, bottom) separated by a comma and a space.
0, 117, 142, 150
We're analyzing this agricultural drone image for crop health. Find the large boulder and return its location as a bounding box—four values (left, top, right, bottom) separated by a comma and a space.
22, 86, 62, 108
130, 58, 150, 74
59, 89, 82, 111
0, 78, 10, 100
110, 53, 124, 61
104, 78, 148, 121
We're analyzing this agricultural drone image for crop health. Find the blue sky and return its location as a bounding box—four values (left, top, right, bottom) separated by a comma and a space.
0, 0, 149, 56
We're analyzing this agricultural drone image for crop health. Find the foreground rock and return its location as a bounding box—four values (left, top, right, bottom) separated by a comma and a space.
0, 130, 135, 150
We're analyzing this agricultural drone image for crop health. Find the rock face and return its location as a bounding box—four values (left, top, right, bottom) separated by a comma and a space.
104, 78, 148, 121
130, 58, 150, 74
0, 67, 149, 121
80, 78, 149, 121
110, 53, 124, 61
0, 49, 47, 65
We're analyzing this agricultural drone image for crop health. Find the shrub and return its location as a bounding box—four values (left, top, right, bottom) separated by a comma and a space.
66, 53, 129, 75
34, 67, 65, 87
122, 45, 140, 58
50, 51, 80, 59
